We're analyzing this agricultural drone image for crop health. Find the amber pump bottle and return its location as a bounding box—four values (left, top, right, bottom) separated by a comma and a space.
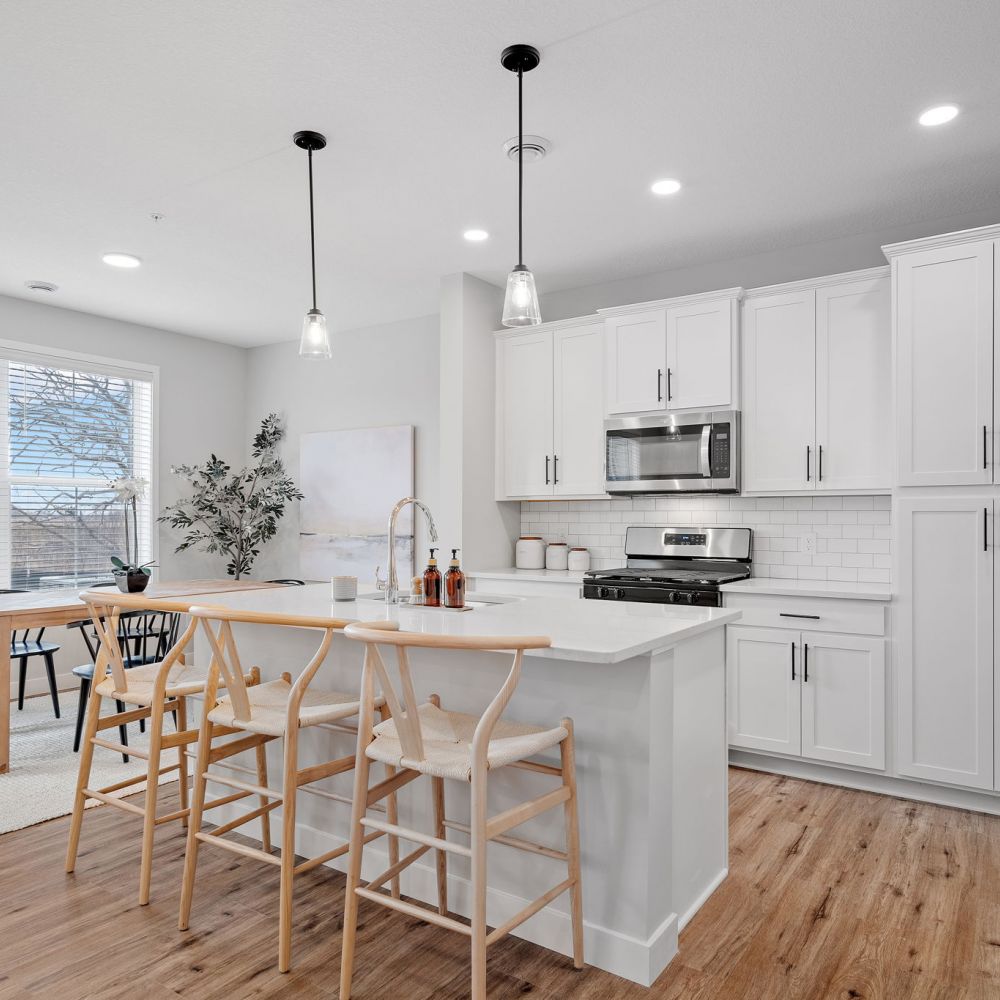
444, 548, 466, 609
423, 548, 442, 607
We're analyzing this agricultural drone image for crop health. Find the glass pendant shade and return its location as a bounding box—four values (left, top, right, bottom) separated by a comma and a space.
501, 264, 540, 327
299, 307, 331, 359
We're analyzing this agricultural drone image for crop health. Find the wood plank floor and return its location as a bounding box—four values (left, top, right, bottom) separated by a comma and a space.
1, 767, 999, 999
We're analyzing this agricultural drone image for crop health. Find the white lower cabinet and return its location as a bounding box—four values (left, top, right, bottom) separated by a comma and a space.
896, 497, 994, 790
727, 618, 886, 770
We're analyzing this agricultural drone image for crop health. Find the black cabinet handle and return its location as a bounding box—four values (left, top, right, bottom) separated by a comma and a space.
818, 444, 823, 482
985, 426, 990, 470
667, 367, 673, 402
779, 613, 820, 620
803, 643, 809, 683
791, 642, 796, 681
657, 368, 663, 403
545, 455, 550, 486
806, 445, 811, 482
985, 507, 989, 552
553, 454, 559, 485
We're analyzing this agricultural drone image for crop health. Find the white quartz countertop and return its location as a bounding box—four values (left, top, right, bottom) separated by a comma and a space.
720, 578, 892, 601
466, 567, 586, 585
184, 583, 739, 664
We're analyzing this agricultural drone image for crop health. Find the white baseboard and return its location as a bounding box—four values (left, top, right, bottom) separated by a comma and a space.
678, 867, 727, 932
219, 807, 677, 987
730, 750, 1000, 816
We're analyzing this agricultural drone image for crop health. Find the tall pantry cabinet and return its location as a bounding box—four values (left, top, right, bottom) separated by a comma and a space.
886, 224, 1000, 791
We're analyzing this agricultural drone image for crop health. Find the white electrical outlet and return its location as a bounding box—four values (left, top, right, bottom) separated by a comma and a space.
802, 532, 817, 555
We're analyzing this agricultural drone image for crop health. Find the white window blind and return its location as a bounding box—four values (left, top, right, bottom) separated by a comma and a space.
0, 346, 155, 590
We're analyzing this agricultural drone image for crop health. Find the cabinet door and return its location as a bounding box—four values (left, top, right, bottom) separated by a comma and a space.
498, 331, 554, 497
815, 276, 891, 491
553, 324, 606, 496
895, 240, 994, 486
800, 633, 885, 769
605, 310, 667, 414
742, 290, 817, 492
727, 625, 801, 755
665, 297, 737, 411
896, 498, 993, 789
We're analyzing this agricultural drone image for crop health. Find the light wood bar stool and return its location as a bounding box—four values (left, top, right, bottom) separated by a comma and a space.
178, 605, 397, 974
65, 591, 262, 906
339, 621, 584, 1000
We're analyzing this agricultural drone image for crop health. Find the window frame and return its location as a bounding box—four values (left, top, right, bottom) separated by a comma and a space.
0, 337, 160, 590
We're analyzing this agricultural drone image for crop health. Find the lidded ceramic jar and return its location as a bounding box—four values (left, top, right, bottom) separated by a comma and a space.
567, 547, 590, 572
545, 542, 569, 570
515, 536, 545, 569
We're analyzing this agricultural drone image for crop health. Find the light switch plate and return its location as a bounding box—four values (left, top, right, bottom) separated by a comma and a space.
801, 532, 817, 555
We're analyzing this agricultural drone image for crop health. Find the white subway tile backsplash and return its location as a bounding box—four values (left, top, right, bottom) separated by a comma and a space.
520, 494, 893, 584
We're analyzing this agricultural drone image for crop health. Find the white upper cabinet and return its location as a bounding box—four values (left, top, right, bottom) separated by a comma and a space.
743, 269, 891, 494
888, 236, 995, 486
665, 296, 739, 411
553, 324, 606, 496
495, 321, 606, 501
895, 497, 994, 790
602, 290, 742, 416
743, 289, 817, 492
815, 276, 891, 491
604, 309, 667, 414
497, 330, 554, 497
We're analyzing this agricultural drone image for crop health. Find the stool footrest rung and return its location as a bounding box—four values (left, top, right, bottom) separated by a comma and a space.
485, 878, 575, 946
203, 770, 283, 800
195, 830, 281, 866
82, 788, 145, 816
361, 817, 471, 857
354, 887, 471, 935
91, 736, 148, 759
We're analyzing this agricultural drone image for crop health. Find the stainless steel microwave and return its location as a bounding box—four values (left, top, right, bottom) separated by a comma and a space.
604, 410, 740, 495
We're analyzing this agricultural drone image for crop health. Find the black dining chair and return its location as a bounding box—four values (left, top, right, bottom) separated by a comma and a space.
67, 608, 180, 761
6, 581, 62, 721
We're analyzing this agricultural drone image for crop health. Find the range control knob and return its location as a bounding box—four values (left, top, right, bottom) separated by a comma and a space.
596, 586, 609, 599
683, 592, 696, 605
667, 591, 680, 603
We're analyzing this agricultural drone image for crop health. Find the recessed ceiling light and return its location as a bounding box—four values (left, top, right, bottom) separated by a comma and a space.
101, 252, 142, 268
464, 229, 489, 242
918, 104, 959, 127
651, 178, 682, 196
24, 280, 58, 293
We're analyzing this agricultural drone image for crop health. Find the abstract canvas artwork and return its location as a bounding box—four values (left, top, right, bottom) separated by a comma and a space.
299, 425, 414, 585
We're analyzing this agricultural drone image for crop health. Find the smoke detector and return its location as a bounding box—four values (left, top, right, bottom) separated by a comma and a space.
503, 134, 550, 163
25, 280, 58, 293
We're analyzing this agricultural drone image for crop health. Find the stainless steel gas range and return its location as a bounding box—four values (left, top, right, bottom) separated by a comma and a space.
582, 525, 752, 607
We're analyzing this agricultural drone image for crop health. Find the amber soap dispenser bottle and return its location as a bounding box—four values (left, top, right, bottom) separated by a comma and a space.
444, 548, 465, 609
423, 548, 442, 607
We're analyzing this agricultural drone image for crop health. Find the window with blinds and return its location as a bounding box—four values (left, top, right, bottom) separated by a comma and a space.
0, 345, 155, 590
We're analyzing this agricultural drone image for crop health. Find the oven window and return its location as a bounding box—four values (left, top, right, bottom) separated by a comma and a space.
606, 424, 708, 481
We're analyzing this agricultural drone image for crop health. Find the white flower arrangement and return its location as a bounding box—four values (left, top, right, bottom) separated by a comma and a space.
108, 476, 149, 503
107, 476, 155, 579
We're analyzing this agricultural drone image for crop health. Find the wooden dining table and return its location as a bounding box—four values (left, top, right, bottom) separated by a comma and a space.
0, 579, 283, 774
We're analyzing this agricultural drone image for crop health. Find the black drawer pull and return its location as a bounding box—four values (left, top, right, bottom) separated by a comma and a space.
779, 613, 820, 620
791, 642, 796, 681
804, 642, 809, 683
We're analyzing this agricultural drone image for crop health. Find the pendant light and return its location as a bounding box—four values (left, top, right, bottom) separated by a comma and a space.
294, 130, 331, 359
500, 44, 542, 327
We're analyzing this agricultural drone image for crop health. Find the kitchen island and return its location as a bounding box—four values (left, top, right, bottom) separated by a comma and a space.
189, 583, 739, 987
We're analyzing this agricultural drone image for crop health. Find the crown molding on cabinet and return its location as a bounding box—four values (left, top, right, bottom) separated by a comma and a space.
743, 265, 889, 299
596, 286, 744, 317
493, 314, 601, 340
882, 222, 1000, 258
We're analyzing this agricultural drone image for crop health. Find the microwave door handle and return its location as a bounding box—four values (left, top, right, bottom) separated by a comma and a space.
700, 425, 712, 478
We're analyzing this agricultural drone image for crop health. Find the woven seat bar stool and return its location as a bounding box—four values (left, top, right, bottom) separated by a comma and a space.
65, 590, 262, 906
178, 605, 399, 974
339, 621, 584, 1000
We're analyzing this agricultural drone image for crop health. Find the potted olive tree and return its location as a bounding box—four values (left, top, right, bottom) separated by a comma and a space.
159, 413, 303, 579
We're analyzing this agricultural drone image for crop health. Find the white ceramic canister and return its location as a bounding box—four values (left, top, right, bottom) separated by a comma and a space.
545, 542, 569, 571
567, 547, 591, 572
515, 536, 546, 570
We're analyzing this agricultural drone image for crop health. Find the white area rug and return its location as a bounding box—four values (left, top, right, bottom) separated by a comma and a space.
1, 695, 179, 834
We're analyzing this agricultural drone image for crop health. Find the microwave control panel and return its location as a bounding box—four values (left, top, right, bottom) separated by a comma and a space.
711, 426, 731, 477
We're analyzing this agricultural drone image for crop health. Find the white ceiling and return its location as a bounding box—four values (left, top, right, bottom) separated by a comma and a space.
3, 0, 1000, 347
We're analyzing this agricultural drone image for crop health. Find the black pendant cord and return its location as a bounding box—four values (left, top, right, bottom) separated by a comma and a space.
307, 148, 318, 311
517, 65, 524, 267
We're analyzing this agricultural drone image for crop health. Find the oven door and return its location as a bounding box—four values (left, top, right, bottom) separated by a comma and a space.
604, 411, 739, 494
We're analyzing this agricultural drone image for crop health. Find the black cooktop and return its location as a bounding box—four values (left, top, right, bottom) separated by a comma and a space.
585, 564, 750, 587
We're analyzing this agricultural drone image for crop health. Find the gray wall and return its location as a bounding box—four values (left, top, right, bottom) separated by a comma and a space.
243, 314, 440, 582
539, 206, 1000, 321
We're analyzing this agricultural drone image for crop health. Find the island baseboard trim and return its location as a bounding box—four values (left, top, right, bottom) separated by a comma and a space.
216, 804, 679, 986
678, 867, 728, 932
